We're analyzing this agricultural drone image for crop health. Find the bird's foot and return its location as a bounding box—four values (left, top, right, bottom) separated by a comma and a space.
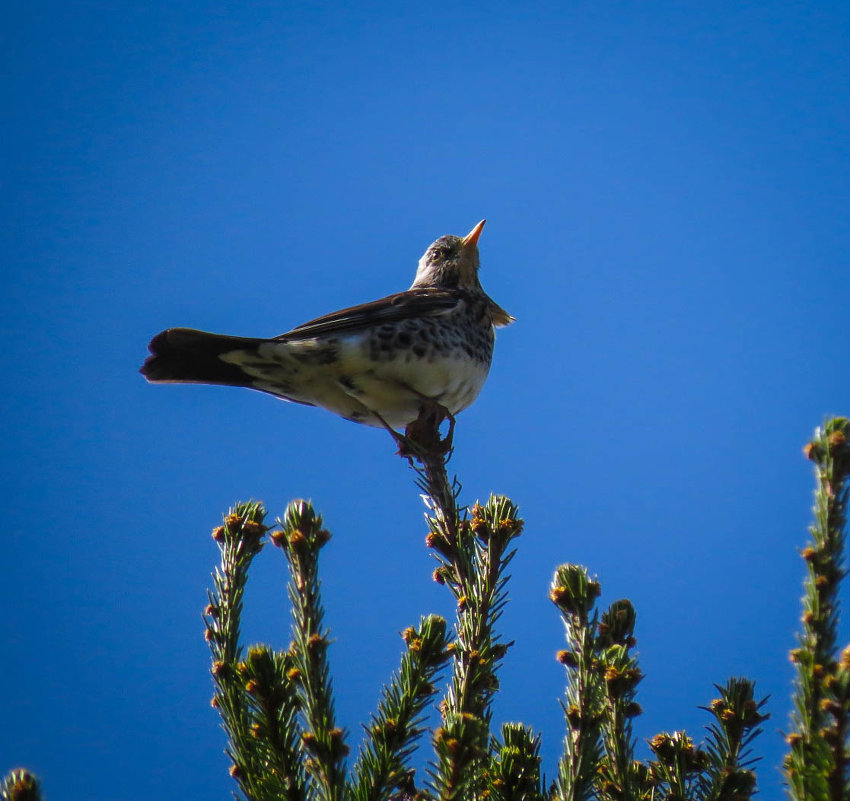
403, 402, 455, 458
374, 403, 455, 461
370, 412, 418, 460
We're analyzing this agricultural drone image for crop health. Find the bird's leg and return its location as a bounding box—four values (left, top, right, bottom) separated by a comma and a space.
371, 411, 423, 460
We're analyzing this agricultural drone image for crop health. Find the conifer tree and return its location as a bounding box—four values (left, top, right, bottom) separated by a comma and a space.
3, 416, 848, 801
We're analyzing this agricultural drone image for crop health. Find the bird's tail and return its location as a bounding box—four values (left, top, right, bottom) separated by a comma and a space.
140, 328, 265, 387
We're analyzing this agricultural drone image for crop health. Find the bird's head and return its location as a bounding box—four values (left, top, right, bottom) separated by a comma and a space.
411, 220, 487, 290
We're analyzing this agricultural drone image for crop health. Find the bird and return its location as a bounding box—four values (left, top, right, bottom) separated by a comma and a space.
140, 220, 513, 439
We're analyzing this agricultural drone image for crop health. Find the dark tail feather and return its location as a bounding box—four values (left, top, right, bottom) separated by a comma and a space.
140, 328, 264, 386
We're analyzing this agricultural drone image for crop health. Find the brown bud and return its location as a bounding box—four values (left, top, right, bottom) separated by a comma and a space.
470, 515, 489, 534
820, 698, 841, 716
378, 718, 399, 736
499, 517, 523, 536
649, 733, 677, 762
557, 649, 578, 667
330, 727, 347, 748
828, 430, 847, 447
549, 586, 569, 605
211, 526, 225, 542
224, 514, 242, 529
566, 704, 582, 727
288, 529, 307, 548
425, 530, 454, 558
242, 519, 266, 538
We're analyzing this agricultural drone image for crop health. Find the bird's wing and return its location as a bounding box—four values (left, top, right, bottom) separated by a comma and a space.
277, 288, 461, 341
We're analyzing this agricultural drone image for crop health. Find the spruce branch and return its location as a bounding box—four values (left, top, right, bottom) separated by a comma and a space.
0, 770, 41, 801
647, 731, 709, 800
430, 712, 490, 800
596, 599, 643, 801
17, 406, 850, 799
550, 565, 604, 801
697, 677, 768, 801
240, 645, 308, 800
428, 496, 524, 799
205, 501, 280, 800
397, 412, 526, 800
273, 500, 348, 801
485, 723, 546, 801
787, 417, 850, 801
443, 497, 522, 720
349, 615, 451, 801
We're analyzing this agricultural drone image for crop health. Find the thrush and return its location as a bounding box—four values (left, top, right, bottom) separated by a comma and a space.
140, 220, 513, 436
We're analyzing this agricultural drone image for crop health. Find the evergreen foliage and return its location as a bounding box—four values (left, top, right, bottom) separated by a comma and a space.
4, 416, 849, 800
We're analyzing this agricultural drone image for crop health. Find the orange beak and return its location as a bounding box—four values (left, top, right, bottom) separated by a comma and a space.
462, 219, 486, 249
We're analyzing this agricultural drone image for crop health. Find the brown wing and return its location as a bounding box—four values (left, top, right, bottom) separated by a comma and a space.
277, 288, 461, 341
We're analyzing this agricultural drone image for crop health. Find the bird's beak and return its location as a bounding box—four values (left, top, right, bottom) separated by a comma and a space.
462, 219, 486, 249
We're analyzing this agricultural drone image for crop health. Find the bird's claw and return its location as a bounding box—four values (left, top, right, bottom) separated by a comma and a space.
374, 402, 455, 460
402, 402, 455, 458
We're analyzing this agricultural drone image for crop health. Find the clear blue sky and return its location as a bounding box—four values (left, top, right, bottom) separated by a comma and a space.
3, 2, 849, 798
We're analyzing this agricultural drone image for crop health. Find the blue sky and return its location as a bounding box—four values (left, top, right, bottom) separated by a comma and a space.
3, 2, 849, 798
